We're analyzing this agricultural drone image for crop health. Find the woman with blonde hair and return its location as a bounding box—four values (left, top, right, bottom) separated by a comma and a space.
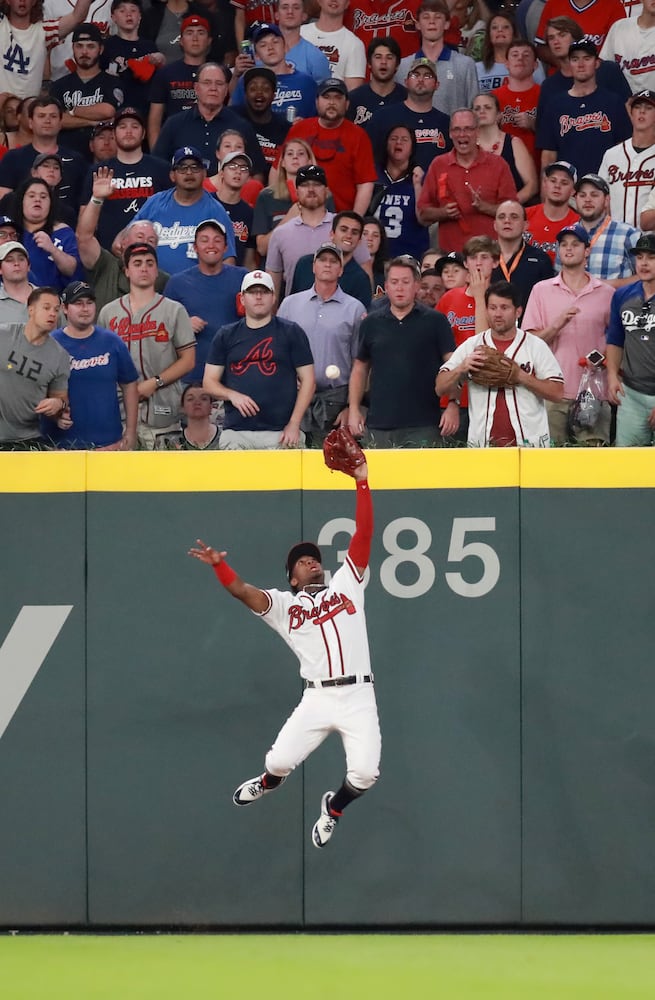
472, 91, 537, 205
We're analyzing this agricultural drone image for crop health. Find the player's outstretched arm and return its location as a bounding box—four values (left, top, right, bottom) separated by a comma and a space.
188, 540, 269, 612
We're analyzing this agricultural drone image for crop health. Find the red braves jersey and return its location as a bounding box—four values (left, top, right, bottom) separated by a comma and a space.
534, 0, 625, 48
598, 140, 655, 227
524, 204, 580, 263
230, 0, 277, 28
344, 0, 421, 59
493, 81, 541, 166
259, 557, 370, 682
437, 285, 475, 407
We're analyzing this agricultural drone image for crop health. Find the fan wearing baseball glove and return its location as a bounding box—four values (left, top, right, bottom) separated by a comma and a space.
435, 280, 564, 447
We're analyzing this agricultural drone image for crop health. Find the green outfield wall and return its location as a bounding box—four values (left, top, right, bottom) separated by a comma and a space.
1, 450, 654, 928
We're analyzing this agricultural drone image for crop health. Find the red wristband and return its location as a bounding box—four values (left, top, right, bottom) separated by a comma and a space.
356, 479, 369, 491
214, 561, 237, 587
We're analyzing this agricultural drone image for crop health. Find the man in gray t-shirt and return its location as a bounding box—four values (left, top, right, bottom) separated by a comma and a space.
0, 287, 71, 448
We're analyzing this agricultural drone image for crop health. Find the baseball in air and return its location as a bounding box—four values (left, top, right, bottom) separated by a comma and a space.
325, 365, 340, 380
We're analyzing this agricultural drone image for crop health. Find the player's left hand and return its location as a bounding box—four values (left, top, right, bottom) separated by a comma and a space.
188, 539, 226, 565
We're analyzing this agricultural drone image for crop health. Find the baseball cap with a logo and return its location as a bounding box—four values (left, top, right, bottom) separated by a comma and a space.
317, 77, 348, 97
435, 251, 466, 275
544, 160, 577, 183
313, 242, 343, 262
251, 22, 282, 44
295, 164, 327, 187
556, 223, 590, 246
630, 233, 655, 255
568, 39, 598, 59
630, 90, 655, 109
241, 270, 275, 293
408, 57, 438, 78
574, 173, 609, 195
172, 146, 207, 168
61, 281, 96, 305
181, 14, 210, 32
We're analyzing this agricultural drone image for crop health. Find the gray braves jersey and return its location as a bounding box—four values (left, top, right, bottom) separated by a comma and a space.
256, 556, 371, 682
0, 323, 70, 441
97, 293, 195, 428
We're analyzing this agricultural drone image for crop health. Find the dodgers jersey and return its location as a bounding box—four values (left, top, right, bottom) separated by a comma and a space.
256, 556, 370, 683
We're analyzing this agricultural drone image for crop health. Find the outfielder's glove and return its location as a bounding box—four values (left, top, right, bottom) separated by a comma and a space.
323, 427, 366, 476
470, 346, 521, 388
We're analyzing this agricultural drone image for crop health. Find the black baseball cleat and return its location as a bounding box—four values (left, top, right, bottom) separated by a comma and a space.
311, 791, 339, 848
233, 773, 285, 806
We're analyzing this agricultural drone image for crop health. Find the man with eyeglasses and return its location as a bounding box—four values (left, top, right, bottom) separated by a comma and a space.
417, 107, 518, 254
203, 269, 315, 449
130, 146, 236, 274
606, 232, 655, 445
151, 61, 267, 178
213, 151, 257, 268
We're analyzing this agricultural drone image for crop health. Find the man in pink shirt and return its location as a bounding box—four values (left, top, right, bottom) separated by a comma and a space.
417, 107, 517, 253
522, 222, 615, 444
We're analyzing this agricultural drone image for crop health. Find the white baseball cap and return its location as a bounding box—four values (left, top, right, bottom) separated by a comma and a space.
241, 270, 275, 293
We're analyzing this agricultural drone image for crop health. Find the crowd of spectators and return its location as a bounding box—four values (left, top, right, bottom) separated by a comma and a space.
0, 0, 654, 451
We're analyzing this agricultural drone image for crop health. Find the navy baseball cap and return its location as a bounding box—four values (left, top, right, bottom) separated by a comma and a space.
317, 77, 348, 97
568, 39, 598, 58
172, 146, 208, 169
544, 160, 577, 183
0, 215, 17, 232
556, 223, 590, 246
62, 280, 96, 304
629, 89, 655, 108
286, 542, 322, 580
251, 22, 282, 43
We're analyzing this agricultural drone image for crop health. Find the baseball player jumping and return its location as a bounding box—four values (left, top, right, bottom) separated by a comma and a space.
188, 436, 380, 848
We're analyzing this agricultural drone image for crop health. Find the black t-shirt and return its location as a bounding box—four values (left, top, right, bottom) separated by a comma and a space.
491, 244, 555, 313
50, 71, 124, 161
357, 303, 455, 428
231, 105, 290, 179
0, 144, 88, 211
80, 153, 173, 246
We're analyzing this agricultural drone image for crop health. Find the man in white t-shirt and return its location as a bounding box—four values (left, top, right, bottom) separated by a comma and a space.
300, 0, 366, 89
0, 0, 92, 98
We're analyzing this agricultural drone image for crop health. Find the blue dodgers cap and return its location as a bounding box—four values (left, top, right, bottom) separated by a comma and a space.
171, 145, 209, 169
251, 22, 282, 43
555, 223, 590, 246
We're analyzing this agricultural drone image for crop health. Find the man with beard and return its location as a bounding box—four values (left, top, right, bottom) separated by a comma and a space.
79, 106, 172, 248
574, 173, 639, 286
50, 23, 123, 161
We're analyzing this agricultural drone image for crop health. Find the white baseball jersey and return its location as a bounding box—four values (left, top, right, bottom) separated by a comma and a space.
598, 139, 655, 227
600, 17, 655, 94
299, 23, 366, 82
440, 328, 564, 448
257, 556, 370, 683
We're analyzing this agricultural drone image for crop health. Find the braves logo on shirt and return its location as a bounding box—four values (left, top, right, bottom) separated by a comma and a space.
231, 337, 276, 376
606, 163, 655, 189
559, 112, 611, 136
319, 45, 341, 66
288, 592, 356, 630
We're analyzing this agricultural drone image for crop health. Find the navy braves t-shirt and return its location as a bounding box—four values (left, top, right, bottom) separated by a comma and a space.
80, 154, 173, 247
207, 316, 313, 431
536, 86, 631, 177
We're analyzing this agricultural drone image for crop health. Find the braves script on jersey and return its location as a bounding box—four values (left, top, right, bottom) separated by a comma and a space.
599, 141, 655, 227
259, 558, 370, 682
